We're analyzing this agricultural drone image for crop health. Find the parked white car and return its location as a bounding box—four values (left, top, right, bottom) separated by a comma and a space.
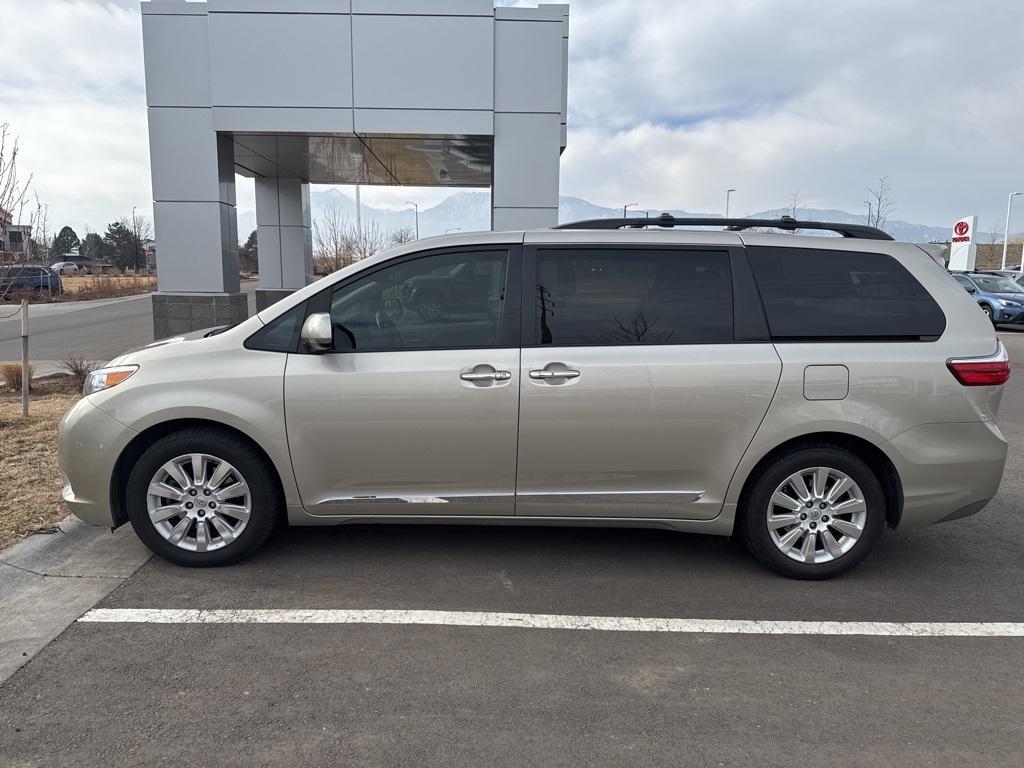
51, 261, 80, 276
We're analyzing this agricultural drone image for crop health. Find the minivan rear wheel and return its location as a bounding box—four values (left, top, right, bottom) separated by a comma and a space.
739, 446, 885, 579
126, 428, 282, 566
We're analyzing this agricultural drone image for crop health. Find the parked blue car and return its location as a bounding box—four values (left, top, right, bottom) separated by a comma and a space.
0, 264, 63, 299
951, 271, 1024, 326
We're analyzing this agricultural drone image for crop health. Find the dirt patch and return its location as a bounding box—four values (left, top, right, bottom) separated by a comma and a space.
60, 275, 156, 299
0, 376, 81, 551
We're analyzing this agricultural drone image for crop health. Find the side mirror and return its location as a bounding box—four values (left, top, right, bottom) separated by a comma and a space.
300, 312, 333, 352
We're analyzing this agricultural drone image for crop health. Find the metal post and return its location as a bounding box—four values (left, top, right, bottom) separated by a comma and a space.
20, 299, 29, 417
355, 185, 362, 240
406, 202, 419, 239
726, 188, 736, 218
1002, 192, 1022, 270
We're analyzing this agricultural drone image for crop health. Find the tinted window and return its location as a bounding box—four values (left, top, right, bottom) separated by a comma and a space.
953, 275, 976, 291
535, 248, 733, 346
245, 301, 308, 352
328, 250, 510, 352
747, 247, 946, 340
973, 275, 1024, 294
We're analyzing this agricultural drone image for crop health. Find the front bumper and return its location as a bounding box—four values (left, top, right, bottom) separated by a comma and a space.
58, 398, 136, 527
993, 304, 1024, 324
885, 420, 1008, 531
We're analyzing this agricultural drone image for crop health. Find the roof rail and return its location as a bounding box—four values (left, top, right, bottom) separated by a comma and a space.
554, 212, 894, 241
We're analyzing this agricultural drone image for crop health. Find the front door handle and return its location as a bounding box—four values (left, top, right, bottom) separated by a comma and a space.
529, 369, 580, 380
461, 370, 512, 382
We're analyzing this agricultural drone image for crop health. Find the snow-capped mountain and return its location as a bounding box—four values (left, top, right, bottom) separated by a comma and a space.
236, 190, 986, 244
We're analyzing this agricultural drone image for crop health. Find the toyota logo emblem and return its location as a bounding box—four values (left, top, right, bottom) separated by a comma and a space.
954, 221, 969, 237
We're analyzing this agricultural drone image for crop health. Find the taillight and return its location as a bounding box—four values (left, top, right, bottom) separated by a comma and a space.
947, 342, 1011, 386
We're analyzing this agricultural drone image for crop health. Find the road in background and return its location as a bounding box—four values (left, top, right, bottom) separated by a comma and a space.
0, 281, 258, 372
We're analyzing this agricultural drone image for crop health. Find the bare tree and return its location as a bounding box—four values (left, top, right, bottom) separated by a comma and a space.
0, 123, 32, 225
388, 227, 415, 248
864, 176, 896, 232
312, 199, 354, 273
787, 190, 806, 220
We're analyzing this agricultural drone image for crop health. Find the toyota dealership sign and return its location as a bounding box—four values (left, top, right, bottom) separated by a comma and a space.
948, 215, 977, 271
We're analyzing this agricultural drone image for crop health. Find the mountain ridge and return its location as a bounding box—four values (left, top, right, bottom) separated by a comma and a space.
235, 190, 996, 244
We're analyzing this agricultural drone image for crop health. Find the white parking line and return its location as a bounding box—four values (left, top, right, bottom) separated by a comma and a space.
78, 609, 1024, 636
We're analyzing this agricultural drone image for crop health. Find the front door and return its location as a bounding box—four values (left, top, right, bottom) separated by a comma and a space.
285, 246, 522, 517
516, 244, 782, 520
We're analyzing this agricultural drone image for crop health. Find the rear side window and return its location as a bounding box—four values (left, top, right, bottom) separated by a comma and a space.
747, 247, 946, 341
535, 248, 733, 345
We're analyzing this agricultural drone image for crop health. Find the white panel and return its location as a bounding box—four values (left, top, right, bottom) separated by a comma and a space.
494, 19, 563, 114
209, 13, 353, 107
492, 113, 561, 209
148, 108, 221, 202
354, 109, 492, 135
279, 226, 313, 289
256, 224, 283, 288
213, 107, 355, 133
277, 178, 307, 227
209, 0, 351, 10
492, 207, 558, 231
495, 6, 566, 21
154, 202, 237, 293
142, 1, 207, 16
254, 177, 280, 227
352, 0, 491, 13
352, 16, 493, 110
142, 14, 212, 107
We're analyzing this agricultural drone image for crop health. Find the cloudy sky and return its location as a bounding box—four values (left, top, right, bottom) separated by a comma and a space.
1, 0, 1022, 235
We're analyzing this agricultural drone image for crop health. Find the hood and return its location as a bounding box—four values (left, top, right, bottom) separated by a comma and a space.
106, 325, 230, 365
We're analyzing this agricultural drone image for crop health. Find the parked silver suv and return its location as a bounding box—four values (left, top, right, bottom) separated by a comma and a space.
58, 216, 1009, 578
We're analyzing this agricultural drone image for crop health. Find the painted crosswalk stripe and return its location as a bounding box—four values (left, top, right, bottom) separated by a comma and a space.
77, 609, 1024, 636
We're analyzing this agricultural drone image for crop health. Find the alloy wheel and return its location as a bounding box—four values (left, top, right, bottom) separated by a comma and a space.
766, 466, 867, 564
146, 453, 252, 553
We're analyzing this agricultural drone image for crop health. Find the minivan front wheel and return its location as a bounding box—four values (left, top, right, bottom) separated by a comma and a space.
126, 428, 281, 566
740, 447, 885, 579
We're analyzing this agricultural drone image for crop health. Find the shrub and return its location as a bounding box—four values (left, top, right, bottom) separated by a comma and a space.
60, 355, 97, 388
0, 362, 33, 392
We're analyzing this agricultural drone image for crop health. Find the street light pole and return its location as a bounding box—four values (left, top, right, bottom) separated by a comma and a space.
405, 201, 419, 239
1001, 191, 1022, 271
623, 202, 638, 218
725, 188, 736, 218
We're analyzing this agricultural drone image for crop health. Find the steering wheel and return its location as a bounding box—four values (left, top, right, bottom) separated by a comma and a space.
374, 309, 403, 345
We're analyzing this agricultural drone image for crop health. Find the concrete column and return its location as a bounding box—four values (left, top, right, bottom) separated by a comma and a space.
491, 113, 562, 231
491, 6, 567, 231
148, 108, 247, 338
254, 177, 314, 312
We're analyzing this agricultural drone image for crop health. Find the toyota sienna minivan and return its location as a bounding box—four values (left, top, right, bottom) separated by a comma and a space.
58, 215, 1010, 579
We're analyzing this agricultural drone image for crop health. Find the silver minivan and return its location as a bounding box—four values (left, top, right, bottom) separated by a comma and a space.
58, 216, 1010, 578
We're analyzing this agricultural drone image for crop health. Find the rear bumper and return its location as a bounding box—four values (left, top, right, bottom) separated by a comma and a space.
885, 420, 1008, 531
58, 397, 135, 527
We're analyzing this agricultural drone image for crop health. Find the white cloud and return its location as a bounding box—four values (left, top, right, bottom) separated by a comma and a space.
2, 0, 1022, 234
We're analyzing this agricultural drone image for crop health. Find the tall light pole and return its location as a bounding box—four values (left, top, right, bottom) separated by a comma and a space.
405, 201, 419, 239
623, 202, 638, 218
725, 188, 736, 218
1002, 191, 1022, 270
445, 227, 461, 235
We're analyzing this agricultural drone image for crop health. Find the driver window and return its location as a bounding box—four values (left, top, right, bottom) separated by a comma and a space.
328, 250, 510, 352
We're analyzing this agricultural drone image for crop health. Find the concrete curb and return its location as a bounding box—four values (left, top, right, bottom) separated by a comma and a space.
0, 516, 150, 685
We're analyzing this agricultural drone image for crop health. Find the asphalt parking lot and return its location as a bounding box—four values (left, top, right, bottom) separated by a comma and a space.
2, 333, 1024, 767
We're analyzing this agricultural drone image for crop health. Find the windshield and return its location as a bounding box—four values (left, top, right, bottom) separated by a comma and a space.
974, 276, 1024, 294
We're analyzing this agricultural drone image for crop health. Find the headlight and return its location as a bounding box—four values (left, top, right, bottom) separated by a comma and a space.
998, 299, 1021, 308
83, 365, 139, 396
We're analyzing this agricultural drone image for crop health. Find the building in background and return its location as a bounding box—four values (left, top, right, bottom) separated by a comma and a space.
141, 0, 569, 337
0, 208, 32, 258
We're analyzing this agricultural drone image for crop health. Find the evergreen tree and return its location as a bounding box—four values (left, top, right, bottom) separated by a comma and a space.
239, 229, 258, 272
52, 225, 80, 257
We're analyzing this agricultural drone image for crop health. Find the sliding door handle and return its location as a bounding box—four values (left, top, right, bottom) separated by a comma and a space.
529, 369, 580, 380
461, 370, 512, 382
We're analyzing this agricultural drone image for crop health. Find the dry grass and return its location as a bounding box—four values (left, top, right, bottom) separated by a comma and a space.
0, 361, 33, 391
61, 275, 156, 299
0, 377, 81, 550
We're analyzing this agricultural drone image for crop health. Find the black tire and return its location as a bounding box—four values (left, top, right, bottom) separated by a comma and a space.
126, 427, 282, 567
739, 445, 886, 579
980, 303, 995, 324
